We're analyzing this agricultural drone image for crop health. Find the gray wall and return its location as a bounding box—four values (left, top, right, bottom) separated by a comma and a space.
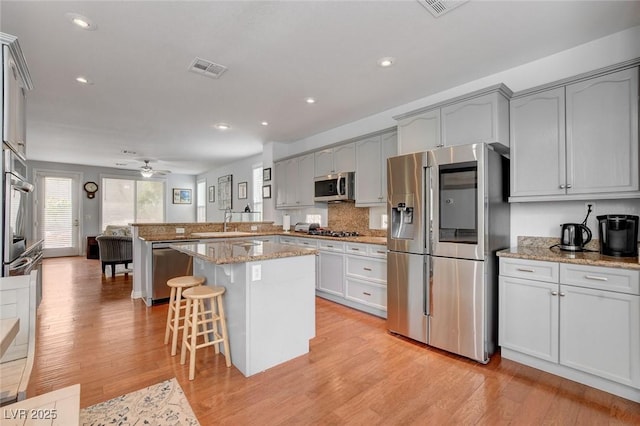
27, 160, 196, 241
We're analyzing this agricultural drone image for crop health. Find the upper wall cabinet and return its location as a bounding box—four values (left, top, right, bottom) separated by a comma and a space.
2, 33, 32, 160
395, 84, 511, 155
314, 143, 356, 176
274, 153, 316, 209
396, 108, 441, 154
355, 131, 397, 206
441, 91, 510, 148
510, 65, 639, 201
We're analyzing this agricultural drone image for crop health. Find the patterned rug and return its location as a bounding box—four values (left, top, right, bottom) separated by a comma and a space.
80, 378, 200, 426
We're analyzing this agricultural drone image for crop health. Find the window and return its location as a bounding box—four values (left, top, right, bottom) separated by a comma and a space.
102, 177, 164, 227
196, 180, 206, 222
306, 214, 322, 225
42, 177, 73, 249
252, 165, 263, 220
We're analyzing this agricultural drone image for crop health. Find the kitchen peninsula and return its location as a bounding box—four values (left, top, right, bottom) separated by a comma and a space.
170, 239, 317, 377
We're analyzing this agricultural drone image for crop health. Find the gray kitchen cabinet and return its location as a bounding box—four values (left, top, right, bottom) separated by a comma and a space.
2, 33, 32, 159
510, 87, 566, 197
441, 90, 510, 148
274, 153, 316, 209
355, 131, 397, 206
509, 66, 639, 201
499, 257, 640, 401
396, 108, 441, 154
318, 249, 344, 296
394, 85, 511, 155
565, 67, 638, 195
314, 143, 355, 176
274, 161, 287, 208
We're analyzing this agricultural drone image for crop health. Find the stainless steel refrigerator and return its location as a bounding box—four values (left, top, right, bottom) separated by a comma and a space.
387, 143, 509, 363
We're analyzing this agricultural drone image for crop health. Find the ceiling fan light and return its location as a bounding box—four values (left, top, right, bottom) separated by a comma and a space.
140, 169, 154, 178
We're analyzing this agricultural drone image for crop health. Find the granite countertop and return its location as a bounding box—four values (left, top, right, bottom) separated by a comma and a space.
498, 246, 640, 271
140, 231, 387, 245
169, 240, 318, 264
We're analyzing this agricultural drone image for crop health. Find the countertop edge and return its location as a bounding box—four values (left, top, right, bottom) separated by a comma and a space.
497, 248, 640, 271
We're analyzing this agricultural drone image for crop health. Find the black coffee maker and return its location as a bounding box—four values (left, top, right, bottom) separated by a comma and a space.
597, 215, 639, 257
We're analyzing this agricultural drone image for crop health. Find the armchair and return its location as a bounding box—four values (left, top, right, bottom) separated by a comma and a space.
96, 226, 133, 277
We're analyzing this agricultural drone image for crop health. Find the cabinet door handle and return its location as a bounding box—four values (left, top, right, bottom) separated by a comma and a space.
559, 292, 566, 297
559, 184, 566, 189
551, 291, 558, 296
326, 245, 334, 248
376, 250, 386, 254
363, 292, 371, 296
351, 248, 360, 251
585, 275, 608, 281
566, 184, 572, 189
363, 267, 372, 271
516, 267, 535, 273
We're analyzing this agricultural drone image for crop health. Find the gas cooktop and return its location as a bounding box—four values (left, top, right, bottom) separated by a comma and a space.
307, 229, 360, 238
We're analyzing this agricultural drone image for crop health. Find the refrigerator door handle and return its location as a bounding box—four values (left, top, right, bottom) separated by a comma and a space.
424, 255, 431, 316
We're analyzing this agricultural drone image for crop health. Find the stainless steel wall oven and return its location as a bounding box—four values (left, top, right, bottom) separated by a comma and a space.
3, 146, 32, 267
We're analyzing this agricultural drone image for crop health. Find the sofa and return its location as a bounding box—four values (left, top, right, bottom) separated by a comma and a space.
96, 225, 133, 277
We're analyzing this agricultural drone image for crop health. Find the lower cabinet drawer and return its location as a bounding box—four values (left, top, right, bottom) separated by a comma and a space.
560, 263, 640, 295
346, 255, 386, 283
345, 278, 386, 310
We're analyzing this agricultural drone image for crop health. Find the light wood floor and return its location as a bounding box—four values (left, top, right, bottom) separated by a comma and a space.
26, 256, 640, 424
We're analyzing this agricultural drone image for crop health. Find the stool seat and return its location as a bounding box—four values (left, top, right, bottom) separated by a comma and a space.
167, 275, 205, 288
182, 285, 225, 299
181, 285, 231, 380
164, 275, 206, 356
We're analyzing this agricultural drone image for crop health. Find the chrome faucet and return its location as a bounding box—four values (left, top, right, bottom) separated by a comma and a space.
223, 208, 232, 232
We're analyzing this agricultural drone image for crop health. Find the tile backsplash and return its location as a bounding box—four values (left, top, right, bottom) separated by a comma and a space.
328, 202, 386, 237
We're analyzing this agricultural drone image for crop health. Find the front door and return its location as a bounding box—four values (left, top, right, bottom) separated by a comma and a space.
34, 170, 82, 258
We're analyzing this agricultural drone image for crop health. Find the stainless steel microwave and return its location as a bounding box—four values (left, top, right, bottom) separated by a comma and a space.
314, 172, 355, 202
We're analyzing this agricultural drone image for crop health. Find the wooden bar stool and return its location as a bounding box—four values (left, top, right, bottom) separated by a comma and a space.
164, 275, 206, 356
180, 285, 231, 380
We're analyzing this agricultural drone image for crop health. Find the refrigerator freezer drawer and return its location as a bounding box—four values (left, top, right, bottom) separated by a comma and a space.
429, 256, 487, 363
387, 251, 428, 344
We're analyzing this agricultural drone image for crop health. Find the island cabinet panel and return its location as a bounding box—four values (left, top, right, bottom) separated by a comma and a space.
193, 254, 316, 377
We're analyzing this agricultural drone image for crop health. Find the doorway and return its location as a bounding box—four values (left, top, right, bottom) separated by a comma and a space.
33, 170, 82, 258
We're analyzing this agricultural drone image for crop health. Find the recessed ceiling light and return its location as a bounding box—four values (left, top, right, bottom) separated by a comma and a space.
66, 13, 97, 31
305, 97, 316, 104
75, 76, 93, 85
261, 121, 269, 126
378, 57, 395, 67
215, 123, 231, 130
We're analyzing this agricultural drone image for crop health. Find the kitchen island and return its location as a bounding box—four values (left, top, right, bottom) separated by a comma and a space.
170, 239, 317, 377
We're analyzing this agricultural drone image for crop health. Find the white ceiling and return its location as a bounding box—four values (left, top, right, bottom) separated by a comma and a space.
2, 1, 639, 175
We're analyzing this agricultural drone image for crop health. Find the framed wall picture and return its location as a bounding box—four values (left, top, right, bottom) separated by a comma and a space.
238, 181, 248, 199
262, 184, 272, 199
173, 188, 192, 204
208, 185, 215, 203
218, 174, 233, 210
263, 167, 271, 182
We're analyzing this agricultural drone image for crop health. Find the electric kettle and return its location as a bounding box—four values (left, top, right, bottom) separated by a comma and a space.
559, 223, 592, 251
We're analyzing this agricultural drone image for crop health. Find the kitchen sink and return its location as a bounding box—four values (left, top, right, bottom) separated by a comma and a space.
191, 231, 254, 238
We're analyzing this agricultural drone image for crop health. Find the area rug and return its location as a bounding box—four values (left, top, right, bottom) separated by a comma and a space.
80, 378, 200, 426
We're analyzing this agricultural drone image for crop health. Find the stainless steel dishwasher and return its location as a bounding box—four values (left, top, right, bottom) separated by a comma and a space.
151, 241, 196, 305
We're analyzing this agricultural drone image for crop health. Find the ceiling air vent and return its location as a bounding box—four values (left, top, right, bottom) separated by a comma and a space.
416, 0, 468, 18
188, 57, 228, 79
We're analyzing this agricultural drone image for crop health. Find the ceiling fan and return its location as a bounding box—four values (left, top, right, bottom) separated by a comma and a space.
139, 160, 171, 178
